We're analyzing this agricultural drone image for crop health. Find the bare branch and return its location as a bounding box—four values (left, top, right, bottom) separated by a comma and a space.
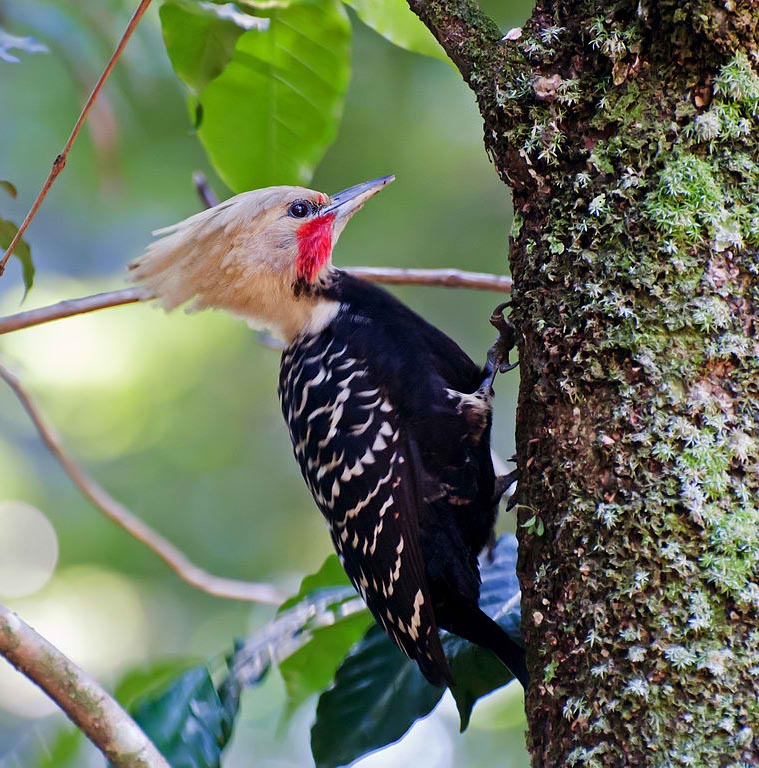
348, 266, 512, 292
0, 269, 511, 335
0, 362, 286, 605
0, 288, 142, 334
0, 0, 154, 278
0, 603, 169, 767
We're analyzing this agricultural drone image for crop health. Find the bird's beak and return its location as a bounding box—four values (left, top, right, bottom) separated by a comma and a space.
323, 175, 394, 237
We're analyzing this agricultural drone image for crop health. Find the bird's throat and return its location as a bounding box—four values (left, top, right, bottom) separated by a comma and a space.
296, 214, 336, 284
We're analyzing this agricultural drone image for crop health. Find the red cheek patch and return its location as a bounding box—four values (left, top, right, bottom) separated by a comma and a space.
296, 213, 336, 283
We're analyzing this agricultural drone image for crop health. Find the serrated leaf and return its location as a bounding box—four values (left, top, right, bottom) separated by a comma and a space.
160, 1, 267, 95
311, 624, 444, 768
197, 0, 351, 191
0, 218, 34, 298
131, 664, 240, 768
343, 0, 448, 62
0, 180, 17, 198
0, 28, 47, 63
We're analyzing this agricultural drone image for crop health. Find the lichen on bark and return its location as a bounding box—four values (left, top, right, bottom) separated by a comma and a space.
410, 0, 759, 764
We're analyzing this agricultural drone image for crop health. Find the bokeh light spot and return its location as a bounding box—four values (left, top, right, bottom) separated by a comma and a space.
0, 501, 59, 599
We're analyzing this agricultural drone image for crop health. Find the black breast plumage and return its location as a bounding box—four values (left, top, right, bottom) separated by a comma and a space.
277, 271, 527, 687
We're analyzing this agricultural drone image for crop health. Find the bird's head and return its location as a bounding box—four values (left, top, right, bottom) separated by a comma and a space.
129, 175, 394, 342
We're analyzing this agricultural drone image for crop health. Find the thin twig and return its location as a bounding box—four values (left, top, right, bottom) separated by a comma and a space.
193, 171, 221, 209
0, 603, 169, 767
348, 266, 512, 292
0, 0, 154, 277
0, 362, 285, 605
0, 269, 511, 335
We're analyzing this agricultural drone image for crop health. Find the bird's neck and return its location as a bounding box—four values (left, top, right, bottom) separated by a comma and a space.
222, 265, 340, 344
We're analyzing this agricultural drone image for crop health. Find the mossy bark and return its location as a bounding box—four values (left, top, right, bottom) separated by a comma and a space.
411, 1, 759, 765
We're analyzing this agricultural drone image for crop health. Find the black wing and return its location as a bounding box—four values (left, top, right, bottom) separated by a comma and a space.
279, 330, 452, 685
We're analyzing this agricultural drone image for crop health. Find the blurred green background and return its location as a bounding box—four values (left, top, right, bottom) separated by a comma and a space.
0, 0, 532, 765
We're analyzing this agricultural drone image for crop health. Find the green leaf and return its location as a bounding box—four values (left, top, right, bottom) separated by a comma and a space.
277, 555, 371, 713
115, 657, 202, 710
310, 535, 523, 765
0, 180, 17, 198
279, 554, 352, 613
445, 634, 515, 732
343, 0, 448, 62
131, 663, 240, 768
35, 725, 82, 768
0, 27, 47, 63
448, 534, 522, 730
160, 1, 267, 95
311, 624, 444, 768
0, 218, 34, 298
197, 0, 351, 191
280, 610, 372, 713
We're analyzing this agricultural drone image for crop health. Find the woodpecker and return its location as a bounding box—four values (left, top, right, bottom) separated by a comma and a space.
129, 176, 527, 688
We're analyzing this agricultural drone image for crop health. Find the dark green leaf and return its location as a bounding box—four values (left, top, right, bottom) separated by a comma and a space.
310, 535, 523, 764
0, 28, 47, 63
0, 180, 17, 198
115, 657, 202, 711
311, 624, 444, 768
444, 634, 514, 732
447, 534, 522, 730
343, 0, 448, 62
0, 218, 34, 297
131, 663, 240, 768
197, 0, 351, 191
160, 1, 266, 95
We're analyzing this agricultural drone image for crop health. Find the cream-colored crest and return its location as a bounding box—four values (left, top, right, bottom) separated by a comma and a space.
129, 176, 394, 343
128, 186, 334, 342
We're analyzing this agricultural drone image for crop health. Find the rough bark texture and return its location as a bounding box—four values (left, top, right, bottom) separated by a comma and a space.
411, 1, 759, 765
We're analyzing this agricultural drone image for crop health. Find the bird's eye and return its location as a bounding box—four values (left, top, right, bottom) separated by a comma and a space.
288, 200, 312, 219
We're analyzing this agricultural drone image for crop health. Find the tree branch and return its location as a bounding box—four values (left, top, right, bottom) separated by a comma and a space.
0, 269, 511, 335
406, 0, 525, 89
0, 361, 286, 605
0, 0, 153, 277
406, 0, 532, 189
0, 603, 168, 768
0, 288, 142, 334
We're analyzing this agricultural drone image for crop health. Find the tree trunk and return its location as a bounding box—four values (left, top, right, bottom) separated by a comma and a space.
409, 1, 759, 764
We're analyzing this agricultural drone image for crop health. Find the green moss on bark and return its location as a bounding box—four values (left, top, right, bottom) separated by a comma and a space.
493, 7, 759, 767
411, 0, 759, 763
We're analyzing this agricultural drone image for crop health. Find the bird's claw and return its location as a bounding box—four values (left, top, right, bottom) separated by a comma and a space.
492, 468, 519, 506
481, 301, 519, 392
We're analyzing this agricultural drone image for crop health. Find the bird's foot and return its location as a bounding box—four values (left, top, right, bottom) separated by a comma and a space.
492, 468, 519, 507
480, 301, 518, 394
